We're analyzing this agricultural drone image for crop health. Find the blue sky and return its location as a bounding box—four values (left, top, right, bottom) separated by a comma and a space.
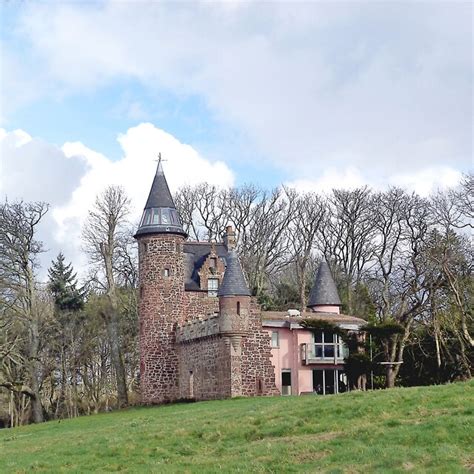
0, 0, 472, 275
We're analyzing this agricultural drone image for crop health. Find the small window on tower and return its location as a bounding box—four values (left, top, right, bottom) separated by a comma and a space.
163, 268, 170, 278
237, 301, 241, 315
208, 278, 219, 297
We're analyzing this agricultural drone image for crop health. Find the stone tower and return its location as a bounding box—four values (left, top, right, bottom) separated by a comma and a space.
218, 250, 251, 397
134, 161, 187, 403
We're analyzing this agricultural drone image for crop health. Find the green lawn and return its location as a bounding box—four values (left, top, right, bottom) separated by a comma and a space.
1, 381, 473, 473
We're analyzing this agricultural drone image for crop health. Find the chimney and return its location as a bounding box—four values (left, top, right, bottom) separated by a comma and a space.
223, 225, 236, 250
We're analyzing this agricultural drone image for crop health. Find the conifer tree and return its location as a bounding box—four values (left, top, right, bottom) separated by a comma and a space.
48, 253, 84, 313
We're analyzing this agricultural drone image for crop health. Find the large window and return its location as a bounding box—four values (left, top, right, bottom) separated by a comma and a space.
208, 278, 219, 297
313, 369, 347, 395
310, 331, 347, 360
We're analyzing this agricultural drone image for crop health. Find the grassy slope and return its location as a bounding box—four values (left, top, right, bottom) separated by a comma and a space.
1, 381, 473, 473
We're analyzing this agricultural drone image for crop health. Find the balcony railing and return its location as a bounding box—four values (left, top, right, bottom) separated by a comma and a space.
301, 343, 348, 364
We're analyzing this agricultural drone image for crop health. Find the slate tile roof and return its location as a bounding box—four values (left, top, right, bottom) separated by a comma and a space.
307, 262, 342, 307
218, 250, 251, 297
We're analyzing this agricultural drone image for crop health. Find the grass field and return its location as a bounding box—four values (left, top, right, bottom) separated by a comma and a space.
1, 381, 473, 473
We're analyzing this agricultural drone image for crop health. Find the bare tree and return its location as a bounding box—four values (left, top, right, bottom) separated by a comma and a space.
0, 200, 49, 423
288, 191, 325, 311
317, 187, 376, 313
82, 186, 130, 408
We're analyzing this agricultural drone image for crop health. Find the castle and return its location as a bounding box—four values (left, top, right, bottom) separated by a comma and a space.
135, 162, 365, 403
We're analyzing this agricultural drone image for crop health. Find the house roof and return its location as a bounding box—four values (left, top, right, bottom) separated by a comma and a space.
135, 161, 187, 238
261, 311, 366, 326
218, 250, 251, 297
183, 242, 228, 291
307, 262, 342, 307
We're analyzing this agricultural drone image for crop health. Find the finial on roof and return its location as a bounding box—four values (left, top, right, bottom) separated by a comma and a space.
155, 152, 166, 175
307, 261, 341, 308
218, 250, 251, 297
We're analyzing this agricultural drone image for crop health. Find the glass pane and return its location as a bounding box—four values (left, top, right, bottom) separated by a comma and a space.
337, 371, 348, 393
152, 208, 160, 224
271, 332, 279, 348
313, 370, 324, 395
161, 209, 170, 224
324, 332, 334, 343
170, 209, 178, 224
324, 345, 335, 358
325, 369, 335, 394
314, 331, 323, 343
315, 345, 323, 358
282, 371, 291, 386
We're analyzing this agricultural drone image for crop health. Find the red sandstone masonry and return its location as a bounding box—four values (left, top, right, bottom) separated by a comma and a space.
138, 234, 186, 404
138, 233, 277, 403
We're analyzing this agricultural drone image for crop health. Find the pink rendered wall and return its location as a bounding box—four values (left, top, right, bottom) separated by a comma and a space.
267, 327, 316, 395
311, 305, 340, 314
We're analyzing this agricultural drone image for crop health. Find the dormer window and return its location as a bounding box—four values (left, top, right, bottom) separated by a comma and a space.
208, 278, 219, 297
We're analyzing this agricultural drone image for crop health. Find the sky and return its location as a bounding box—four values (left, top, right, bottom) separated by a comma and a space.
0, 1, 472, 278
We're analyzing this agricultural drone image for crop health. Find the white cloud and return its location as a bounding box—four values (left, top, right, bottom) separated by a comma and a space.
286, 166, 366, 193
0, 124, 234, 279
4, 1, 470, 181
389, 165, 463, 198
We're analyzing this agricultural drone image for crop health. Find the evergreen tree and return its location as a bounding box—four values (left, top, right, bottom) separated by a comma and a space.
48, 253, 84, 312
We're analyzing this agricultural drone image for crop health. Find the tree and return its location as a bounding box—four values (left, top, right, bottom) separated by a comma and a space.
47, 253, 85, 418
82, 186, 130, 408
0, 200, 49, 423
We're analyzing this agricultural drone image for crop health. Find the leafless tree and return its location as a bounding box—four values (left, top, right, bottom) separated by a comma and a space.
82, 186, 130, 408
0, 200, 49, 423
287, 191, 325, 311
317, 187, 376, 313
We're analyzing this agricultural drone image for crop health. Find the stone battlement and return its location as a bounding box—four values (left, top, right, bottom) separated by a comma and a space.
176, 314, 220, 343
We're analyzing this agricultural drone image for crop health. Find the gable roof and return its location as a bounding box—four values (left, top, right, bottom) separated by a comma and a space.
183, 242, 228, 291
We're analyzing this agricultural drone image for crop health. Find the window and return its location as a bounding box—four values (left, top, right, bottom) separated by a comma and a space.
161, 209, 170, 225
209, 257, 217, 268
237, 301, 241, 315
163, 268, 170, 277
271, 331, 279, 348
152, 208, 160, 225
310, 331, 347, 360
313, 369, 348, 395
281, 370, 292, 395
208, 278, 219, 297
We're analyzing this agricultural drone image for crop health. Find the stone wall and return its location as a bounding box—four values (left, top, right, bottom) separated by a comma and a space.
138, 234, 185, 404
176, 315, 220, 342
178, 336, 231, 400
241, 299, 279, 396
182, 291, 219, 323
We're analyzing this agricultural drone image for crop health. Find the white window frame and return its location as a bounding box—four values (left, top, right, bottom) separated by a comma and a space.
208, 277, 219, 297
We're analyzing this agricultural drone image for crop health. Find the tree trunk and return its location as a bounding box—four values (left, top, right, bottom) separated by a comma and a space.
104, 303, 128, 408
386, 366, 396, 388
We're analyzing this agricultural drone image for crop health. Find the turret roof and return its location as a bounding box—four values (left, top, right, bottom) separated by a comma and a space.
218, 250, 251, 297
134, 160, 187, 238
307, 262, 342, 307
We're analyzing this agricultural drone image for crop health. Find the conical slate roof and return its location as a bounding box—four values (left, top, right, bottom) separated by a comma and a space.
218, 250, 251, 297
134, 161, 187, 238
307, 262, 341, 307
